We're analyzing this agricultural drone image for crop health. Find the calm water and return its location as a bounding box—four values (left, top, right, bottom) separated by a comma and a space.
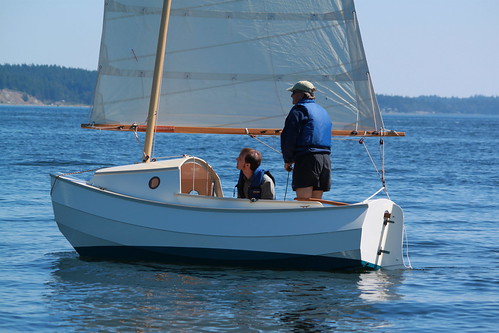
1, 105, 498, 332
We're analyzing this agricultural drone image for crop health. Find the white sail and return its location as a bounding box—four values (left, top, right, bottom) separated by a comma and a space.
91, 0, 383, 132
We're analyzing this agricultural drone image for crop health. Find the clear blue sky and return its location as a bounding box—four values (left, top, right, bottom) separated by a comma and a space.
1, 0, 498, 97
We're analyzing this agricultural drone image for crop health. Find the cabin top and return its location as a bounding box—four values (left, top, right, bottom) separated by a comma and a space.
90, 155, 223, 201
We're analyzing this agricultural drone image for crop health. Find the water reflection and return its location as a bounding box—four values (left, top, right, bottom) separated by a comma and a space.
274, 271, 404, 332
46, 254, 405, 331
357, 270, 405, 302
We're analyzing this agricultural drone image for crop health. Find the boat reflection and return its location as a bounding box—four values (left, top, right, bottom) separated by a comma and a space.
46, 254, 405, 331
274, 271, 404, 331
357, 270, 406, 302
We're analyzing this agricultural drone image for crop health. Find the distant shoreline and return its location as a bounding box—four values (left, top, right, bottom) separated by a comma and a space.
0, 103, 90, 108
0, 89, 89, 107
1, 103, 497, 117
2, 64, 498, 115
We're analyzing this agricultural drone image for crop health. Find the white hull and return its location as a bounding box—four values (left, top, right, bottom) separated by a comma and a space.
50, 158, 404, 271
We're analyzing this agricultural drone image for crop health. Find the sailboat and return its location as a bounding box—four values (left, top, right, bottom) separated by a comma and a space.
50, 0, 406, 271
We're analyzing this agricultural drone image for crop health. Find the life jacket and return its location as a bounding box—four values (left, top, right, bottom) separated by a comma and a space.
236, 167, 275, 200
295, 99, 332, 154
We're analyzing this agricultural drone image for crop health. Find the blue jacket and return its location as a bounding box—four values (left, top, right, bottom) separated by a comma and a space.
281, 99, 332, 163
236, 167, 275, 200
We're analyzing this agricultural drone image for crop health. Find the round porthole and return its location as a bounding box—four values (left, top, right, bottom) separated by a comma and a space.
148, 176, 160, 189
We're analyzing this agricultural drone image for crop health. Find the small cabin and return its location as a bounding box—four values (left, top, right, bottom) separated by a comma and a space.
88, 155, 223, 202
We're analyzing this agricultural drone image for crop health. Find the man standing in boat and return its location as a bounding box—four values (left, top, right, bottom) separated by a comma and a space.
281, 81, 332, 200
236, 148, 275, 200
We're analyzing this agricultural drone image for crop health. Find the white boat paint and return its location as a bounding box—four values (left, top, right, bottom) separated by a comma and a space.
50, 157, 404, 271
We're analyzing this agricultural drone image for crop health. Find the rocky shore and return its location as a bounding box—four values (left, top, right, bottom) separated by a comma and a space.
0, 89, 89, 107
0, 89, 45, 105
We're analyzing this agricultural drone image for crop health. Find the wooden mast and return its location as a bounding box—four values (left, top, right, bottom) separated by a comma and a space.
142, 0, 172, 163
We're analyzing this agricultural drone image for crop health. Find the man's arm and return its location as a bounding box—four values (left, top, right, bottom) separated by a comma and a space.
280, 106, 306, 164
261, 175, 275, 200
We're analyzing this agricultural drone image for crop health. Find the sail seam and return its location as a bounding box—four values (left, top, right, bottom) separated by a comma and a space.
169, 10, 353, 22
98, 66, 368, 82
106, 1, 354, 22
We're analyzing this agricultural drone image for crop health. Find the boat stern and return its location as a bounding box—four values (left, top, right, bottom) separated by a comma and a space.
360, 199, 405, 270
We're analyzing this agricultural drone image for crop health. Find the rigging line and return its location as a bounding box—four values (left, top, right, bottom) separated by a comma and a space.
377, 133, 390, 199
360, 136, 381, 177
56, 168, 104, 177
50, 168, 104, 195
132, 123, 141, 145
284, 170, 291, 201
245, 128, 282, 155
379, 137, 388, 190
360, 136, 389, 197
366, 145, 390, 200
363, 187, 385, 202
245, 129, 290, 200
403, 226, 413, 269
151, 155, 185, 160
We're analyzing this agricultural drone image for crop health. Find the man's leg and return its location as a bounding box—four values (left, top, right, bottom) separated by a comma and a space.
296, 186, 313, 199
311, 190, 324, 199
295, 187, 324, 199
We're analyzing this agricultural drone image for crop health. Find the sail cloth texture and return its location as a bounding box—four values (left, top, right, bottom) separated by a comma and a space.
91, 0, 384, 133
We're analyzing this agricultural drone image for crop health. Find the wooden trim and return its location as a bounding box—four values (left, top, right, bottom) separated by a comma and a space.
81, 124, 405, 137
294, 198, 350, 206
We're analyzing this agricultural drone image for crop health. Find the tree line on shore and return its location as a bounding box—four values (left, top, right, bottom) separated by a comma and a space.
377, 95, 497, 115
0, 64, 497, 114
0, 64, 96, 105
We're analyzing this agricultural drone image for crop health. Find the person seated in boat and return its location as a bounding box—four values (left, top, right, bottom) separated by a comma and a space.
281, 80, 332, 200
235, 148, 275, 200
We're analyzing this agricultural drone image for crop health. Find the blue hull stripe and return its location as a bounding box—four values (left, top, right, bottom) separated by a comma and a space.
75, 246, 375, 271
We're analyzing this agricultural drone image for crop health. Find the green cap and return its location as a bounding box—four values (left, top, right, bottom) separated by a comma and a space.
286, 80, 315, 93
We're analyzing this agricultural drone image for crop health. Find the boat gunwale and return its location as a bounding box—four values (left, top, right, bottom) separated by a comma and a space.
50, 173, 370, 213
